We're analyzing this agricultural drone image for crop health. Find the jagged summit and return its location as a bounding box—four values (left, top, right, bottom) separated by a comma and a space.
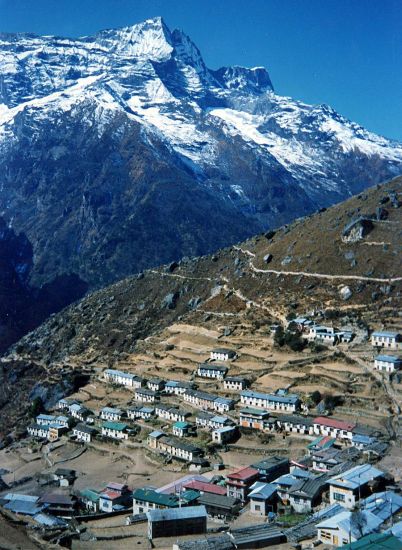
0, 16, 401, 300
94, 16, 174, 60
213, 65, 274, 93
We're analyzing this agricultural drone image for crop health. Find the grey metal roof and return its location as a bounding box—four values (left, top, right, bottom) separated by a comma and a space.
278, 414, 314, 426
197, 492, 239, 509
288, 474, 328, 499
286, 503, 345, 542
146, 504, 207, 522
198, 363, 228, 372
252, 456, 289, 470
229, 524, 285, 545
175, 535, 234, 550
101, 406, 122, 414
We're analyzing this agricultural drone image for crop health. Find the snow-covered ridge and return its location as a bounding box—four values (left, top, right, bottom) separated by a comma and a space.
0, 16, 401, 194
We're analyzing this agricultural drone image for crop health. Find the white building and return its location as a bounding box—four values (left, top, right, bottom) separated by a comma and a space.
155, 404, 190, 423
223, 377, 249, 391
374, 354, 401, 373
240, 390, 300, 412
328, 464, 385, 509
371, 331, 401, 349
147, 379, 165, 392
100, 407, 123, 421
73, 423, 98, 443
212, 426, 237, 444
104, 369, 143, 389
210, 348, 237, 361
313, 417, 355, 441
27, 424, 50, 439
134, 388, 159, 403
197, 363, 228, 380
101, 421, 129, 440
69, 403, 94, 423
317, 509, 382, 546
164, 380, 195, 396
127, 406, 154, 421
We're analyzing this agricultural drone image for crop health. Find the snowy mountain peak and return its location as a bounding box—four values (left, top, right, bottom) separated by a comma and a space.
94, 16, 173, 60
213, 65, 274, 93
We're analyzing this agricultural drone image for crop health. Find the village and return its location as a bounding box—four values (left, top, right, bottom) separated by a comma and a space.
0, 316, 401, 550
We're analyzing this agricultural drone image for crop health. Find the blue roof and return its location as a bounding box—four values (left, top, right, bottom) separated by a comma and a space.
37, 414, 55, 422
317, 510, 383, 538
4, 500, 44, 515
34, 513, 67, 527
362, 491, 402, 522
4, 493, 38, 502
376, 355, 401, 363
329, 464, 384, 490
215, 397, 234, 405
149, 430, 164, 438
105, 369, 136, 379
146, 505, 207, 522
241, 390, 299, 405
372, 331, 400, 338
213, 426, 236, 433
210, 415, 230, 423
101, 406, 122, 414
352, 434, 375, 445
249, 482, 277, 500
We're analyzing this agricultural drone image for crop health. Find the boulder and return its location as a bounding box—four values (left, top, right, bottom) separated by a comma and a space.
376, 207, 388, 220
188, 297, 202, 309
166, 262, 179, 273
263, 253, 273, 264
342, 217, 373, 243
161, 292, 179, 310
264, 230, 276, 240
339, 286, 352, 301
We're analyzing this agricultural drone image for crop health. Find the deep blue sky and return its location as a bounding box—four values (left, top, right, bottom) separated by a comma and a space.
1, 0, 401, 141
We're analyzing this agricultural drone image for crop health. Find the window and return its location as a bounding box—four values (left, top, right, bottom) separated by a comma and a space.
321, 531, 331, 540
254, 504, 261, 511
332, 492, 345, 502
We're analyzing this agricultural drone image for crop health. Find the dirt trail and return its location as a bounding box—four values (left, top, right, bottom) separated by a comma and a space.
233, 245, 402, 283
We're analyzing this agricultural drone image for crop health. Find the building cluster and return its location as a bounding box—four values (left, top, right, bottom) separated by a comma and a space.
2, 451, 401, 548
16, 336, 402, 548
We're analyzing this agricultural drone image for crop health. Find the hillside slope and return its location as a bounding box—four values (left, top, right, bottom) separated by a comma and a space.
1, 16, 402, 294
1, 177, 401, 438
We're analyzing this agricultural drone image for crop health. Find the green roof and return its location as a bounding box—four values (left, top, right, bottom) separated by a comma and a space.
133, 488, 179, 507
336, 532, 402, 550
181, 489, 200, 503
80, 489, 100, 503
102, 421, 127, 431
133, 488, 200, 507
173, 421, 190, 429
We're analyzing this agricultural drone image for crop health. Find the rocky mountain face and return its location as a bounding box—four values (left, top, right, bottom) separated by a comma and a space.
0, 218, 87, 354
1, 16, 401, 297
2, 178, 400, 438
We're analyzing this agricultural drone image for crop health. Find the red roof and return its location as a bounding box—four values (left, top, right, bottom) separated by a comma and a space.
183, 480, 227, 495
227, 467, 259, 481
313, 416, 355, 431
